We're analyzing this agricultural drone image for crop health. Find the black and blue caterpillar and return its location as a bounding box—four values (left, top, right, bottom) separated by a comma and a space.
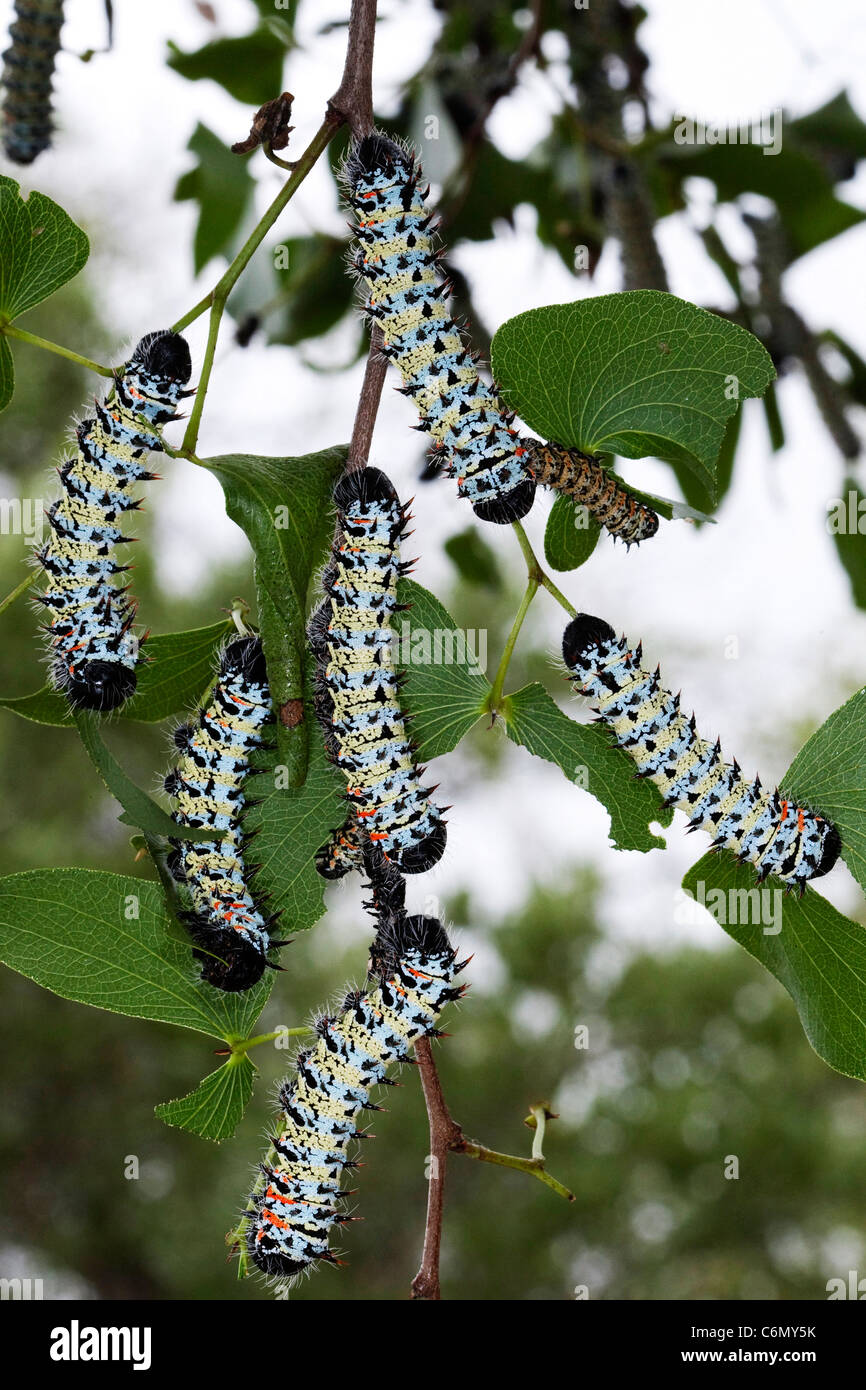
345, 132, 535, 525
244, 863, 464, 1279
165, 634, 285, 993
309, 467, 447, 875
344, 131, 660, 546
563, 613, 841, 890
34, 330, 191, 713
2, 0, 64, 164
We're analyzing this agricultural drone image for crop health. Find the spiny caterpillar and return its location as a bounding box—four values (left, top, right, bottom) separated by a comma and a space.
165, 634, 286, 993
526, 441, 659, 547
344, 132, 659, 546
34, 330, 192, 713
345, 131, 536, 525
562, 614, 841, 890
2, 0, 64, 165
309, 466, 447, 875
316, 812, 366, 881
244, 888, 464, 1280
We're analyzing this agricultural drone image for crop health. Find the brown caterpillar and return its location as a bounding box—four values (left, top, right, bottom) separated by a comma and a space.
525, 440, 660, 547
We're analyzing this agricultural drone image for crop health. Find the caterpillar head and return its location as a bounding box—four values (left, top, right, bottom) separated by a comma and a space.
813, 821, 842, 880
561, 613, 618, 674
55, 658, 137, 713
346, 131, 412, 188
472, 476, 536, 525
130, 330, 192, 388
246, 1240, 307, 1280
333, 465, 399, 514
394, 817, 447, 875
192, 936, 268, 993
220, 634, 268, 687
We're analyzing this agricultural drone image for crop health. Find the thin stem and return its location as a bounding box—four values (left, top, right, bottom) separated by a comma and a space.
171, 292, 211, 336
175, 0, 379, 455
0, 322, 113, 378
229, 1027, 311, 1054
330, 0, 377, 138
263, 142, 296, 171
0, 569, 35, 617
511, 520, 577, 617
180, 116, 341, 455
487, 575, 538, 714
453, 1139, 575, 1203
346, 326, 386, 473
529, 1104, 547, 1160
411, 1037, 462, 1301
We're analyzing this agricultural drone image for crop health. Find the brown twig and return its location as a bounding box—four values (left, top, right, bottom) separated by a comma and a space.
345, 325, 386, 473
440, 0, 545, 230
410, 1045, 575, 1299
329, 0, 378, 137
410, 1037, 463, 1301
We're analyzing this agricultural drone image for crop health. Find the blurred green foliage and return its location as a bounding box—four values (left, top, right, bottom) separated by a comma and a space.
2, 0, 866, 1303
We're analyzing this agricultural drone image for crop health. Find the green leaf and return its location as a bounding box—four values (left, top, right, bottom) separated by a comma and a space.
0, 869, 269, 1039
201, 447, 345, 672
74, 712, 215, 842
830, 480, 866, 612
166, 29, 286, 105
503, 682, 670, 853
174, 123, 255, 274
682, 852, 866, 1082
0, 335, 13, 412
544, 495, 601, 572
0, 175, 89, 321
244, 681, 345, 929
783, 684, 866, 897
0, 622, 233, 727
255, 567, 307, 787
263, 236, 353, 346
491, 291, 776, 501
155, 1054, 255, 1142
397, 578, 490, 760
443, 528, 503, 590
658, 136, 864, 263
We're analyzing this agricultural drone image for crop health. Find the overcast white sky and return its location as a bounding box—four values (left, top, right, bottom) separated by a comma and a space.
3, 0, 865, 949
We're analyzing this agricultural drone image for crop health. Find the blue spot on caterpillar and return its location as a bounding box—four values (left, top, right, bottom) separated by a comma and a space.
562, 614, 841, 890
345, 132, 535, 526
245, 862, 465, 1280
344, 132, 659, 546
33, 330, 192, 713
2, 0, 64, 165
309, 466, 447, 875
165, 634, 287, 993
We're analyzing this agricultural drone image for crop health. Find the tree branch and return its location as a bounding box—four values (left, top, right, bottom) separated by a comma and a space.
329, 0, 378, 137
411, 1042, 575, 1298
411, 1037, 463, 1301
174, 0, 381, 453
346, 326, 386, 473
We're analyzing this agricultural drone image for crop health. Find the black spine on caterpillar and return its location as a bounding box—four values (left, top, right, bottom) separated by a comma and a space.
309, 465, 447, 875
165, 634, 286, 993
562, 613, 842, 890
2, 0, 64, 165
344, 131, 536, 525
34, 330, 192, 713
526, 440, 660, 547
245, 872, 465, 1281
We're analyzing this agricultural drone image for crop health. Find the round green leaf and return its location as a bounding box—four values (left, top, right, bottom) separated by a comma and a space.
491, 291, 775, 501
543, 495, 601, 572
